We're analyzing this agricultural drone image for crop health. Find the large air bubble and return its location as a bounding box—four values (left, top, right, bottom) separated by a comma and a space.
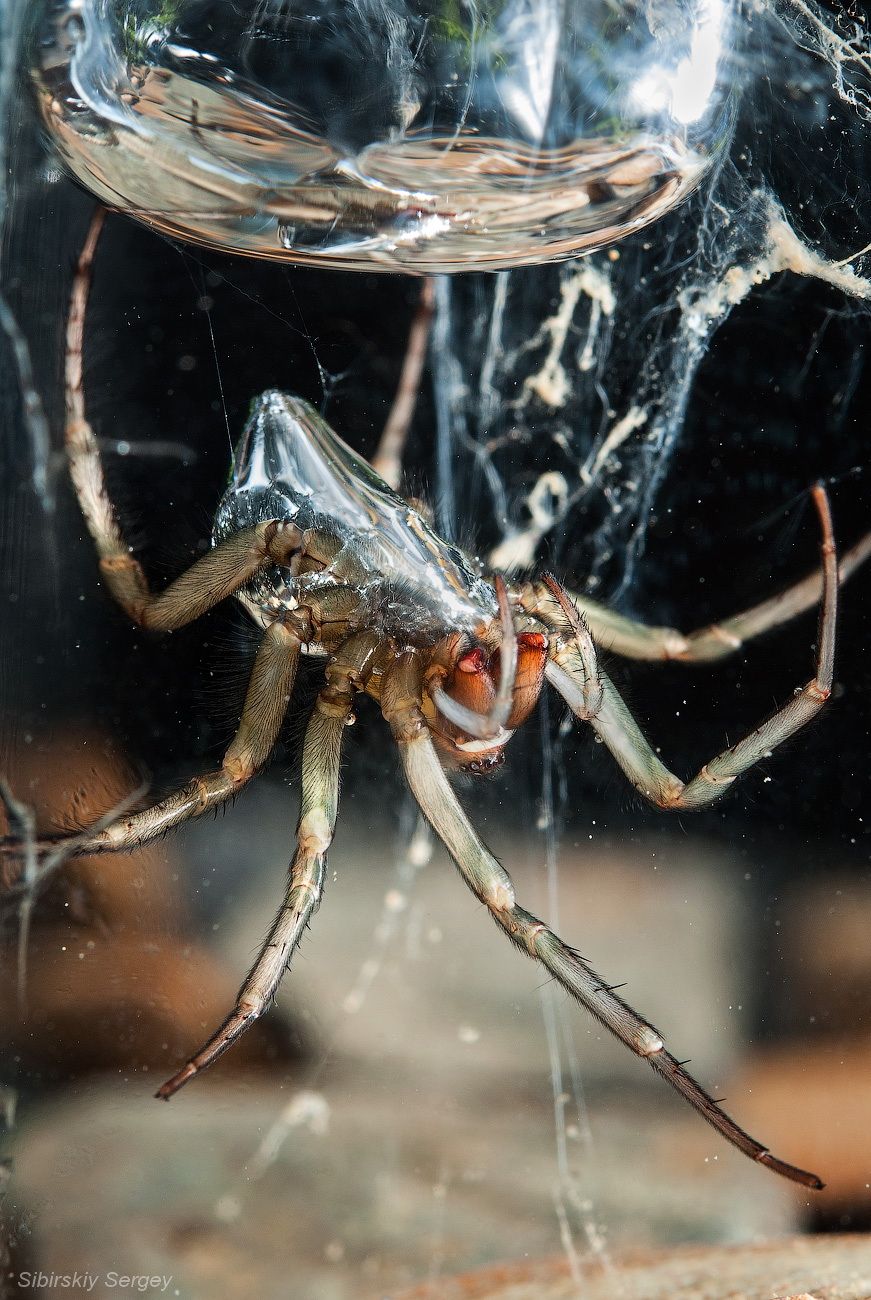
34, 0, 736, 271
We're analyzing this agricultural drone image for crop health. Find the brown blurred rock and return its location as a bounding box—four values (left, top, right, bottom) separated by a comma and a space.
1, 729, 182, 921
391, 1235, 871, 1300
735, 1040, 871, 1220
775, 875, 871, 1040
1, 744, 854, 1298
0, 728, 302, 1083
6, 1078, 796, 1300
0, 929, 294, 1080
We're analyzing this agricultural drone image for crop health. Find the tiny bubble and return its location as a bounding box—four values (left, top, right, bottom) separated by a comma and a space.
215, 1195, 241, 1223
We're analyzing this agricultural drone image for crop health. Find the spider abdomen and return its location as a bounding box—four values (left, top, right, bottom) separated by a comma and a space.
213, 391, 498, 644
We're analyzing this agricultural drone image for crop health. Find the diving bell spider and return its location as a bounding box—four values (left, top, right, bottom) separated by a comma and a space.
6, 209, 871, 1190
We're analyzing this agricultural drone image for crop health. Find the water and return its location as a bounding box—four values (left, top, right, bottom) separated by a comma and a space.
3, 1, 871, 1295
34, 0, 735, 270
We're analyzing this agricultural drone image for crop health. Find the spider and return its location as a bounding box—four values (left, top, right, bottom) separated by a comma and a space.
5, 209, 871, 1190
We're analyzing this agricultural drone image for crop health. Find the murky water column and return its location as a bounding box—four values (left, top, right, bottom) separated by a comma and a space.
9, 2, 871, 1296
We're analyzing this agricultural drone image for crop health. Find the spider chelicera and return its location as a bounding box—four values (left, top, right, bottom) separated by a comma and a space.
5, 209, 871, 1189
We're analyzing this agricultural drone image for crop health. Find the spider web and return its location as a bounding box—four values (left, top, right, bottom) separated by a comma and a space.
431, 5, 871, 600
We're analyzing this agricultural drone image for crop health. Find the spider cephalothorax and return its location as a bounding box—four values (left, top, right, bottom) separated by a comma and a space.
419, 626, 549, 772
6, 209, 871, 1190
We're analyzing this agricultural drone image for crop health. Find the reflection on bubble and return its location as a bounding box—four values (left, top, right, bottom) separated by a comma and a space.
34, 0, 737, 271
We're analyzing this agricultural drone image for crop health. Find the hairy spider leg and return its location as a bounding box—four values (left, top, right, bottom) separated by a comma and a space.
519, 497, 868, 664
371, 276, 435, 491
540, 487, 837, 811
0, 622, 300, 875
156, 632, 382, 1099
66, 207, 303, 630
381, 652, 822, 1190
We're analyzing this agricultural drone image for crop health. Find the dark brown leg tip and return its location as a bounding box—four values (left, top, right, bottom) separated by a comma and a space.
758, 1150, 825, 1190
154, 1063, 195, 1101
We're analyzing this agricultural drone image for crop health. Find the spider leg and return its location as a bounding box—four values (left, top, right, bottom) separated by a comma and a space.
540, 489, 838, 810
371, 276, 435, 491
0, 621, 299, 873
381, 654, 821, 1189
66, 208, 302, 631
156, 632, 380, 1098
517, 488, 867, 663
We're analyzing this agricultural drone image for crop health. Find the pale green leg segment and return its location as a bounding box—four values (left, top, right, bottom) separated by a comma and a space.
518, 495, 863, 663
65, 208, 302, 632
0, 623, 301, 872
156, 633, 381, 1099
381, 654, 820, 1188
540, 489, 838, 810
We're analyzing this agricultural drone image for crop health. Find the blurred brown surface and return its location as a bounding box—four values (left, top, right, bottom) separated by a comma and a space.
5, 1079, 796, 1300
775, 875, 871, 1040
0, 930, 293, 1079
0, 729, 300, 1081
2, 749, 868, 1297
1, 728, 185, 923
713, 869, 871, 1224
391, 1235, 871, 1300
736, 1042, 871, 1219
1, 813, 819, 1299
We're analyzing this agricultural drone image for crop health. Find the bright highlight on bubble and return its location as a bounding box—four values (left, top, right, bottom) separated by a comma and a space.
631, 0, 728, 127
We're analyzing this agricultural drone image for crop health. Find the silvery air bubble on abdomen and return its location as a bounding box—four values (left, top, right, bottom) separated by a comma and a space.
34, 0, 737, 273
213, 392, 496, 642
